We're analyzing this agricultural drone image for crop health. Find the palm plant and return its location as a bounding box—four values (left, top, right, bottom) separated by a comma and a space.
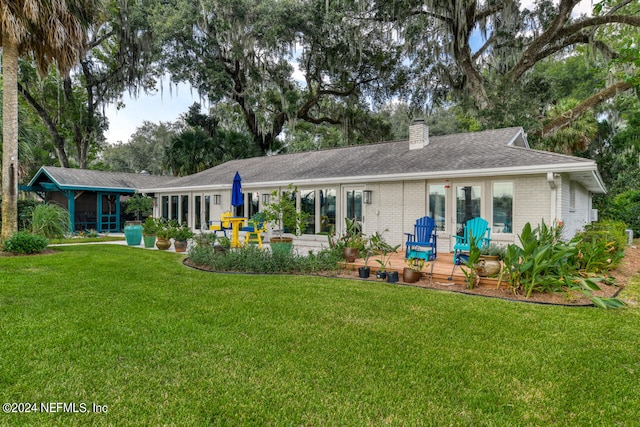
1, 0, 103, 239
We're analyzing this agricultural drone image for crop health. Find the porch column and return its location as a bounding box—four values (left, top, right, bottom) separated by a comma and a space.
61, 190, 75, 232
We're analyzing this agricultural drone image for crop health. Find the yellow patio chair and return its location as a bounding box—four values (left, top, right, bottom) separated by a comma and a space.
209, 211, 232, 237
242, 213, 267, 249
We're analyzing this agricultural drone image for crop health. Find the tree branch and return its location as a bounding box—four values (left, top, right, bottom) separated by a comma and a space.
538, 81, 633, 136
507, 0, 581, 82
17, 83, 70, 168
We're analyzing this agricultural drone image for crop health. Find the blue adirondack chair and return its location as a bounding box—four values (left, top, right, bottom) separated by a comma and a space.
453, 217, 491, 257
405, 216, 437, 260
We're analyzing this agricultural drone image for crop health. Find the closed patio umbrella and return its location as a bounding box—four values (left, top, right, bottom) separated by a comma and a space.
231, 171, 243, 211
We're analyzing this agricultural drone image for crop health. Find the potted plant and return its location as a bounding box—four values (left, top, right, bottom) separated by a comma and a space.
142, 217, 158, 249
262, 184, 309, 254
341, 217, 366, 262
358, 245, 373, 278
123, 194, 153, 246
173, 222, 194, 253
403, 257, 426, 283
476, 243, 504, 277
155, 219, 173, 250
374, 238, 400, 282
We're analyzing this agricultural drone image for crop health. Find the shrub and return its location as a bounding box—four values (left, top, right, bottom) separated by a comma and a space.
3, 232, 48, 255
603, 189, 640, 235
579, 220, 627, 253
30, 203, 70, 238
503, 221, 625, 308
124, 194, 154, 220
571, 220, 626, 273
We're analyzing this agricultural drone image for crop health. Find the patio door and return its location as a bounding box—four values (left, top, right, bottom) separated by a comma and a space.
98, 193, 119, 232
343, 187, 364, 228
455, 184, 482, 236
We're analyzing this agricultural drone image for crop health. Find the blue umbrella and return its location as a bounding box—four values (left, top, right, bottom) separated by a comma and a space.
231, 171, 243, 208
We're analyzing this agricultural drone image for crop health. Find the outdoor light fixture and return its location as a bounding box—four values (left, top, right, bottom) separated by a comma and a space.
213, 194, 221, 205
262, 194, 271, 204
363, 190, 372, 204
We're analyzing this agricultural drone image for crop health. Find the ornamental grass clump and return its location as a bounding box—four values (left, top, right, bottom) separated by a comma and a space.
29, 203, 69, 239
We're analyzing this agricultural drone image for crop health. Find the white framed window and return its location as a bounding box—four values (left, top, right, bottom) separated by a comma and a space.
492, 182, 513, 233
428, 184, 447, 232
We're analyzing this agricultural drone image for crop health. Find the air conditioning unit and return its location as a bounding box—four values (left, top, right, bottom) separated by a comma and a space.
625, 229, 633, 246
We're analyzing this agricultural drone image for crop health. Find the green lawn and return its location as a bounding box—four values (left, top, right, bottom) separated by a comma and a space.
1, 245, 639, 426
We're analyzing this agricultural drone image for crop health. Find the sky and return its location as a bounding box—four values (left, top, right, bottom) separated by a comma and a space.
103, 0, 595, 146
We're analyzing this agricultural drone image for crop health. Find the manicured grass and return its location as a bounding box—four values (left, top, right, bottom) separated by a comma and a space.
1, 245, 639, 426
619, 275, 640, 306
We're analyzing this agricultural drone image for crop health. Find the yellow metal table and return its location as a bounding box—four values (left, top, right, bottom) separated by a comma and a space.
228, 217, 247, 248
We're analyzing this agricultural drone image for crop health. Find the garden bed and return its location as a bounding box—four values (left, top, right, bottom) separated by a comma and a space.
186, 253, 629, 307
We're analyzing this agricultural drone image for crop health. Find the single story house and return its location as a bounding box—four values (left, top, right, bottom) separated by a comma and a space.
136, 121, 604, 251
25, 121, 605, 250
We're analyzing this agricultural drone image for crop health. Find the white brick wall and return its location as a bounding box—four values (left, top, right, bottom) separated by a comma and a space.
513, 176, 551, 235
154, 173, 594, 250
558, 176, 591, 239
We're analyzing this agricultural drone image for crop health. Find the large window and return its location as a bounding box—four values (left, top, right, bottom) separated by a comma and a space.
319, 189, 336, 233
162, 196, 169, 219
345, 190, 363, 222
456, 185, 481, 235
181, 195, 189, 225
301, 190, 316, 234
429, 184, 446, 231
493, 182, 513, 233
205, 196, 211, 228
195, 196, 202, 229
170, 196, 179, 220
247, 192, 259, 218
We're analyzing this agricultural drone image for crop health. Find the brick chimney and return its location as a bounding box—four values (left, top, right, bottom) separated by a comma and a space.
409, 119, 429, 150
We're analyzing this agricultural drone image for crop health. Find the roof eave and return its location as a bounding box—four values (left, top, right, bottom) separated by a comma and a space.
139, 162, 602, 192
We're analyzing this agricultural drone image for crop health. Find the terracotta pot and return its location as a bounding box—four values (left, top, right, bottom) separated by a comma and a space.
156, 237, 171, 251
174, 240, 188, 253
403, 267, 422, 283
343, 247, 359, 262
475, 255, 501, 277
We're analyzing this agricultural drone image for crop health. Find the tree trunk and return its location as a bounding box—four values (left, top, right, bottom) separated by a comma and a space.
1, 34, 20, 239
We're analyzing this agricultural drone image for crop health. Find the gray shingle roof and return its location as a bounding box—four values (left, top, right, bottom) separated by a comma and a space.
30, 127, 603, 194
30, 166, 177, 190
149, 127, 598, 190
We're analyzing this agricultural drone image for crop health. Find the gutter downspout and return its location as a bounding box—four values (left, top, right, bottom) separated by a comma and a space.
547, 172, 557, 223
